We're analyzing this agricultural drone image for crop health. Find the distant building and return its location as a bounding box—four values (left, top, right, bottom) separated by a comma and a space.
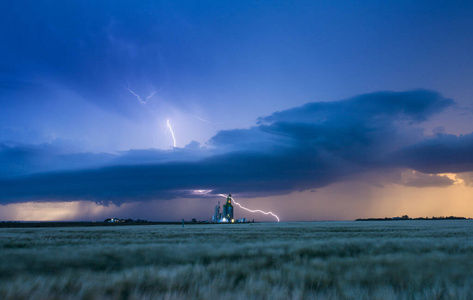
223, 194, 234, 221
212, 194, 242, 223
105, 218, 122, 223
212, 201, 222, 222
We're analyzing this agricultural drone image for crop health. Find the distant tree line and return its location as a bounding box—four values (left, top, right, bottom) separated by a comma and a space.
356, 215, 468, 221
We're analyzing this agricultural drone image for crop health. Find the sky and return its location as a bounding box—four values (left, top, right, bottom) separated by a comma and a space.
1, 0, 473, 221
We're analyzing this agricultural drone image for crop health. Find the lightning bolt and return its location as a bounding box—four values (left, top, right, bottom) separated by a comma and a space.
219, 194, 280, 222
192, 115, 219, 125
146, 90, 157, 102
126, 84, 156, 104
167, 119, 177, 148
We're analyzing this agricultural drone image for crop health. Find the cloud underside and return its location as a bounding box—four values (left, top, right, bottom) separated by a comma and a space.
1, 90, 472, 204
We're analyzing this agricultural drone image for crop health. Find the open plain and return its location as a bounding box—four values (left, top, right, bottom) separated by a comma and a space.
1, 221, 473, 299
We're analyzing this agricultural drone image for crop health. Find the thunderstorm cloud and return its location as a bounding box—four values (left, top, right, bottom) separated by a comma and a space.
0, 90, 471, 205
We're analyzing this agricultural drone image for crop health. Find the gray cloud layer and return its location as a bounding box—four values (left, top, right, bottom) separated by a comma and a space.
0, 90, 471, 204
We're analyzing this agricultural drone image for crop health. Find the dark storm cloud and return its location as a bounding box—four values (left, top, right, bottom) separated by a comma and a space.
259, 90, 453, 124
391, 133, 473, 173
0, 90, 471, 204
0, 148, 345, 203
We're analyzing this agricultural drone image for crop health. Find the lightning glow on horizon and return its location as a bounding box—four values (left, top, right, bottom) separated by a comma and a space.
219, 194, 280, 222
167, 119, 177, 148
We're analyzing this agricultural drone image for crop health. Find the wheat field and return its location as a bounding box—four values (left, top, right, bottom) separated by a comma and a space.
1, 221, 473, 299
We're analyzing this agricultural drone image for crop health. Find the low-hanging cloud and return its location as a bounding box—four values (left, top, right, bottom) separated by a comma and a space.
0, 90, 471, 205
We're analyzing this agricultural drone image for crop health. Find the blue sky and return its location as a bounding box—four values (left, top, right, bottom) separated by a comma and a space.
1, 1, 473, 221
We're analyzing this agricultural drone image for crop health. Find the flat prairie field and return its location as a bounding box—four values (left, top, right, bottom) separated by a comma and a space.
1, 221, 473, 299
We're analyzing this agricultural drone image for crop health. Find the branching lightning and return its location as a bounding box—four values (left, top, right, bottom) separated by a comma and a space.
126, 84, 156, 104
219, 194, 280, 222
167, 119, 177, 148
126, 82, 173, 150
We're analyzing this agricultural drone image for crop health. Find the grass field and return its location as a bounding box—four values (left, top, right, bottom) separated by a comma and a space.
1, 221, 473, 299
